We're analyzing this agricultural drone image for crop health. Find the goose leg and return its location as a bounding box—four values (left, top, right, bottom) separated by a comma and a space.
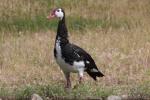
79, 76, 83, 84
64, 72, 71, 88
78, 69, 84, 84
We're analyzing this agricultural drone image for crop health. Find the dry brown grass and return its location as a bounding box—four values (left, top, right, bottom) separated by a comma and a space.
0, 0, 150, 98
0, 29, 150, 94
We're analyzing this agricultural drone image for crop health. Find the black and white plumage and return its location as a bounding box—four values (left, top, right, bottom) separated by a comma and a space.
47, 8, 104, 88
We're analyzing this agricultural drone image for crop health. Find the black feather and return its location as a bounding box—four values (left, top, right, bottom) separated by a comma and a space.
86, 68, 104, 81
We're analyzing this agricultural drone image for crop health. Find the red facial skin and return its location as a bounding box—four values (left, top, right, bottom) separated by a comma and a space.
47, 9, 56, 20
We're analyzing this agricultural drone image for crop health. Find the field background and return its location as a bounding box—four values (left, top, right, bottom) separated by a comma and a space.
0, 0, 150, 99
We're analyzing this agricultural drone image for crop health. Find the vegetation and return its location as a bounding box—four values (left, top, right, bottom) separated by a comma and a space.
0, 0, 150, 99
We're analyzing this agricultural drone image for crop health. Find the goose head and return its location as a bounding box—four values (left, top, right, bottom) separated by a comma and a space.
47, 8, 65, 20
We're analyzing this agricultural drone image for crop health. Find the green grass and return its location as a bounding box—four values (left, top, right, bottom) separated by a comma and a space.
1, 82, 149, 99
0, 0, 144, 34
0, 83, 116, 99
0, 15, 130, 33
0, 87, 11, 97
129, 81, 150, 97
0, 15, 57, 32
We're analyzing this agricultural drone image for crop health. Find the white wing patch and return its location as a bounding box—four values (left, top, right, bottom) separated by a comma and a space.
86, 60, 90, 64
91, 68, 99, 72
73, 61, 85, 68
73, 61, 85, 77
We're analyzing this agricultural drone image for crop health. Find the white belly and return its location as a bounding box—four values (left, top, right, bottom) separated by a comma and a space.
55, 37, 85, 73
56, 57, 78, 73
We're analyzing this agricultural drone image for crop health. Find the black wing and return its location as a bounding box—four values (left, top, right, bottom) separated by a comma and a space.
62, 43, 104, 80
61, 43, 93, 65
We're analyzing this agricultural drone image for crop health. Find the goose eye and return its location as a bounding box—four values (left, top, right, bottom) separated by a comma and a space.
57, 9, 60, 12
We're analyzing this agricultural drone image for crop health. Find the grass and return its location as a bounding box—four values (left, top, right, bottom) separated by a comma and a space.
1, 0, 148, 33
0, 0, 150, 99
0, 15, 129, 33
0, 83, 118, 99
